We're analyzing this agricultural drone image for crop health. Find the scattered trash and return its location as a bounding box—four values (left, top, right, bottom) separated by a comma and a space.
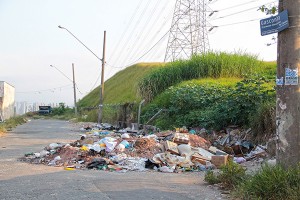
21, 124, 273, 173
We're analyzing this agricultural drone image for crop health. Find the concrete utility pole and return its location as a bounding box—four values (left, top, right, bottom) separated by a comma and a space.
98, 31, 106, 125
72, 63, 77, 115
276, 0, 300, 168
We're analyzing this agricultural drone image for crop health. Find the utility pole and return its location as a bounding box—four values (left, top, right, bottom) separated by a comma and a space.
276, 0, 300, 168
98, 30, 106, 125
72, 63, 77, 115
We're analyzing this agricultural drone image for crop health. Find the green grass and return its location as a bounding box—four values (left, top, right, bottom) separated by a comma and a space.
235, 164, 300, 200
138, 52, 269, 102
78, 62, 164, 107
76, 52, 276, 124
205, 162, 300, 200
77, 62, 164, 122
0, 116, 27, 134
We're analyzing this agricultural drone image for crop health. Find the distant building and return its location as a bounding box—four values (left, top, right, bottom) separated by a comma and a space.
0, 81, 15, 121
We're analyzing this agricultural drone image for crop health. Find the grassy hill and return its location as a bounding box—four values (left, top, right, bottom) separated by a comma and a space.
77, 62, 165, 122
78, 62, 165, 107
77, 52, 276, 130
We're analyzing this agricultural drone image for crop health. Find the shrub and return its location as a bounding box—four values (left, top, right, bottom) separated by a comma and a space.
142, 77, 274, 130
204, 170, 221, 185
249, 101, 276, 143
235, 164, 300, 200
218, 159, 247, 189
0, 116, 27, 133
204, 159, 246, 189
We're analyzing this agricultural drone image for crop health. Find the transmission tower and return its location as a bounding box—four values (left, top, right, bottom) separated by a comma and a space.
164, 0, 210, 62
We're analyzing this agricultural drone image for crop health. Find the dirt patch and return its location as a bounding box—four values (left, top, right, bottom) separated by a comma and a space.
0, 131, 6, 137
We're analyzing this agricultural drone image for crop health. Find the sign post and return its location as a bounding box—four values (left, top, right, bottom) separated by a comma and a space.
260, 10, 289, 36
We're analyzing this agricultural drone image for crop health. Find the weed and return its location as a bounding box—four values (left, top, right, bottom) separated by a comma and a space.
204, 159, 246, 189
235, 164, 300, 200
249, 101, 276, 143
0, 116, 27, 133
204, 170, 221, 185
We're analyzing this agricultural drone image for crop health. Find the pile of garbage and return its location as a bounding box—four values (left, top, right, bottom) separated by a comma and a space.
21, 124, 271, 173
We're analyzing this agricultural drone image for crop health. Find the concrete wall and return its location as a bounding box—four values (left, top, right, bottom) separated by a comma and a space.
0, 81, 15, 120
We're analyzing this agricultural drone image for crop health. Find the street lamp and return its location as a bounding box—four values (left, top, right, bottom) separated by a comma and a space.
50, 64, 77, 115
58, 25, 106, 125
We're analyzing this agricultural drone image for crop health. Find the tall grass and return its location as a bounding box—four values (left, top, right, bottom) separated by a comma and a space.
235, 164, 300, 200
0, 116, 27, 134
138, 52, 263, 102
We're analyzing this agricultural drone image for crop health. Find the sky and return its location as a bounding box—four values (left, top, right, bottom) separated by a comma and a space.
0, 0, 278, 107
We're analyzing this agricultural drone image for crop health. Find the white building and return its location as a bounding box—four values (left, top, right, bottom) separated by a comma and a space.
0, 81, 15, 121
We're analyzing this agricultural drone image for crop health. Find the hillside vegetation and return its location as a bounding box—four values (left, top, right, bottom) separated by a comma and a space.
77, 52, 276, 133
78, 62, 164, 107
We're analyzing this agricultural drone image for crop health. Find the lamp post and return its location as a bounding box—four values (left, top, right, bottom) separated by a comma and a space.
50, 64, 77, 115
58, 25, 106, 125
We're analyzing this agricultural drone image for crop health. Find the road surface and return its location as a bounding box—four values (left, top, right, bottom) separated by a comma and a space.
0, 119, 224, 200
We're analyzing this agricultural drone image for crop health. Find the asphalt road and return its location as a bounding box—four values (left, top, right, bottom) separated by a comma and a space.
0, 119, 224, 200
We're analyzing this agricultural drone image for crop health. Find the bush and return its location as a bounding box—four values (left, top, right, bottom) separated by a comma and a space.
0, 116, 27, 133
218, 159, 247, 189
235, 164, 300, 200
250, 101, 276, 143
204, 159, 246, 189
142, 77, 274, 130
204, 170, 221, 185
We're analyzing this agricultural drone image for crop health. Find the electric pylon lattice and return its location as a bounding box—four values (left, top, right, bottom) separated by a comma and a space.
165, 0, 210, 62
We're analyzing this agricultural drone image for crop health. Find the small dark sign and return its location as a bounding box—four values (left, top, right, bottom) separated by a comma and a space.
260, 10, 289, 36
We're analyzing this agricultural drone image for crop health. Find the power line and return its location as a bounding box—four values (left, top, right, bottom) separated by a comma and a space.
122, 0, 162, 65
107, 0, 143, 62
209, 1, 277, 21
116, 0, 152, 67
111, 0, 152, 67
17, 84, 73, 94
218, 0, 260, 11
126, 0, 170, 65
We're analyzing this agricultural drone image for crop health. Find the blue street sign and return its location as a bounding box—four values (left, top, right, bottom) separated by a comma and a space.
260, 10, 289, 36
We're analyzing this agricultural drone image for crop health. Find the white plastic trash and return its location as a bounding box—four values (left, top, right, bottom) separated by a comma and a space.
49, 143, 59, 150
116, 143, 125, 152
104, 140, 117, 152
121, 133, 130, 139
159, 166, 174, 173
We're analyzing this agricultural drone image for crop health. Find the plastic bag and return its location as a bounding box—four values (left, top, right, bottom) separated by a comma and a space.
104, 140, 117, 152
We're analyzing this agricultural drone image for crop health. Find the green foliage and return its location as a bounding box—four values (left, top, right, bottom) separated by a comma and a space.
250, 101, 276, 143
138, 52, 262, 102
142, 76, 275, 130
51, 103, 67, 115
0, 116, 27, 133
77, 63, 163, 122
78, 63, 163, 108
204, 159, 246, 189
259, 5, 278, 15
49, 103, 77, 120
235, 164, 300, 200
204, 170, 221, 185
218, 159, 247, 189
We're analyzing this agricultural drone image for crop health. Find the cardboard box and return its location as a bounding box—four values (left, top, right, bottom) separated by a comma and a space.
191, 154, 210, 165
211, 155, 229, 168
165, 141, 179, 155
173, 133, 189, 144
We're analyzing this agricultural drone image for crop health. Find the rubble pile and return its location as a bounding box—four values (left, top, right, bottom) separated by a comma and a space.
21, 124, 272, 173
